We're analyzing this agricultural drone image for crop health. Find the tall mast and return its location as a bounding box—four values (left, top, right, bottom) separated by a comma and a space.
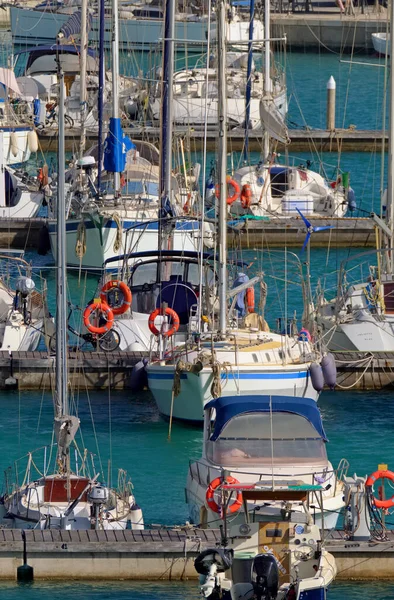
385, 0, 394, 273
97, 0, 105, 193
111, 0, 120, 195
79, 0, 88, 157
217, 0, 227, 336
263, 0, 271, 160
158, 0, 175, 251
56, 58, 68, 419
243, 0, 254, 162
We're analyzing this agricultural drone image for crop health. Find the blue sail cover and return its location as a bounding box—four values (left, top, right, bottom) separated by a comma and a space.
103, 118, 134, 173
206, 395, 327, 441
58, 10, 93, 39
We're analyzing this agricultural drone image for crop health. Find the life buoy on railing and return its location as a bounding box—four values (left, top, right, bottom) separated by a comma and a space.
240, 184, 253, 209
83, 300, 114, 335
206, 475, 242, 515
215, 177, 241, 205
245, 287, 255, 314
100, 280, 132, 316
366, 469, 394, 509
148, 307, 180, 338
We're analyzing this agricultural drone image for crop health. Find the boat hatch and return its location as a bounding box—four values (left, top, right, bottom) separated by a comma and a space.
270, 166, 288, 198
44, 477, 90, 502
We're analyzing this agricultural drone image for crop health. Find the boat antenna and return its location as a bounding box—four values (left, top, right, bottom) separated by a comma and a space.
217, 0, 227, 337
55, 35, 80, 473
243, 0, 254, 163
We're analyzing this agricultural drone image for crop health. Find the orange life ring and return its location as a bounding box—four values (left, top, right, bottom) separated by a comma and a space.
83, 300, 114, 335
100, 280, 132, 316
148, 307, 180, 338
245, 287, 255, 314
206, 475, 242, 514
240, 184, 253, 209
366, 469, 394, 509
215, 177, 241, 205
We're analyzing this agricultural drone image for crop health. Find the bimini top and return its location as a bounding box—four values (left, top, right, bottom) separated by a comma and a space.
104, 250, 249, 268
205, 395, 327, 441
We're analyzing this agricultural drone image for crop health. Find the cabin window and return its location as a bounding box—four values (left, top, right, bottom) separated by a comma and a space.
206, 412, 327, 467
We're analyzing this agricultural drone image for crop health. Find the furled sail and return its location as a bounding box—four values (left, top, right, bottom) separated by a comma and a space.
103, 118, 134, 173
259, 97, 290, 144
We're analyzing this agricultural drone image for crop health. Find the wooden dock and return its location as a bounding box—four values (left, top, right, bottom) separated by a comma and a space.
37, 127, 387, 153
333, 350, 394, 390
1, 527, 394, 580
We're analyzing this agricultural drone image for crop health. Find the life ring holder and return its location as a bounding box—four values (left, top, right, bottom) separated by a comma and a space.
100, 280, 132, 316
206, 475, 242, 515
83, 300, 114, 335
148, 307, 180, 338
215, 177, 241, 205
366, 469, 394, 509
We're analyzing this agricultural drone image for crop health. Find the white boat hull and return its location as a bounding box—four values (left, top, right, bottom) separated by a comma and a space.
3, 128, 32, 166
48, 217, 207, 269
372, 32, 390, 56
147, 364, 318, 422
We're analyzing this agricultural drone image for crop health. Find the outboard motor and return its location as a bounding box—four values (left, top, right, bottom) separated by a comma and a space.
14, 276, 36, 323
88, 485, 109, 526
195, 548, 233, 599
251, 554, 279, 600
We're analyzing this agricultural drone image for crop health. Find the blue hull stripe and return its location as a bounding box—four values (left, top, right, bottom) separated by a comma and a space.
148, 371, 308, 381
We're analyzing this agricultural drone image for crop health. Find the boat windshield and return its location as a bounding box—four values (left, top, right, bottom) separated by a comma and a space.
206, 412, 327, 467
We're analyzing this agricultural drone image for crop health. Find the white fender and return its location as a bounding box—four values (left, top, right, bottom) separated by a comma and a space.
10, 132, 19, 157
27, 130, 38, 153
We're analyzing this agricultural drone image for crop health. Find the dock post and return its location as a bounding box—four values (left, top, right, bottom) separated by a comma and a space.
17, 530, 34, 583
326, 76, 336, 132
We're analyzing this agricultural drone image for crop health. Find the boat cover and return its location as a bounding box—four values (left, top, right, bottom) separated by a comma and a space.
206, 395, 327, 441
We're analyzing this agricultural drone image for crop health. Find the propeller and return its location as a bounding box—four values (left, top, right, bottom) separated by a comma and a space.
296, 208, 334, 251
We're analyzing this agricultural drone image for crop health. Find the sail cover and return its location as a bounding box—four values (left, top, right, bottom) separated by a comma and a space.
260, 98, 290, 144
104, 118, 134, 173
0, 68, 21, 96
58, 10, 93, 39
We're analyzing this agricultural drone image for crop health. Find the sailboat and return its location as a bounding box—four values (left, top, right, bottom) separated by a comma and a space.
314, 3, 394, 353
0, 31, 143, 531
46, 0, 214, 270
228, 0, 350, 220
144, 0, 324, 423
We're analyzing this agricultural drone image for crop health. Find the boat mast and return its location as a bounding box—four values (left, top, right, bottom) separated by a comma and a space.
97, 0, 105, 193
55, 39, 80, 474
79, 0, 88, 157
158, 0, 175, 251
56, 57, 68, 421
263, 0, 271, 160
243, 0, 254, 162
111, 0, 120, 195
385, 0, 394, 274
217, 0, 227, 336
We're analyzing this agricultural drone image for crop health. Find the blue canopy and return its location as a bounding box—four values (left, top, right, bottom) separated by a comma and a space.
205, 395, 327, 441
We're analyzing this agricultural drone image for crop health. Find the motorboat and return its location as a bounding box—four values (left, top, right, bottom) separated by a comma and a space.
372, 32, 390, 57
194, 482, 337, 600
0, 251, 51, 351
186, 395, 347, 530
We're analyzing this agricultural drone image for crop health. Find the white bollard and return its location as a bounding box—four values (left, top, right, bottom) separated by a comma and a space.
326, 76, 336, 131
